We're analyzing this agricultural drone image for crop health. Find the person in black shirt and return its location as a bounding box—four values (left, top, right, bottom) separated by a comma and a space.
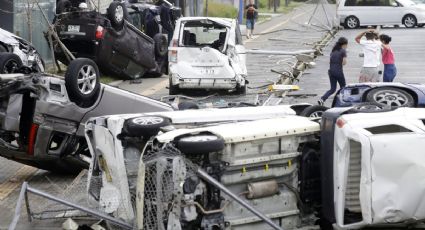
318, 37, 348, 106
245, 0, 258, 39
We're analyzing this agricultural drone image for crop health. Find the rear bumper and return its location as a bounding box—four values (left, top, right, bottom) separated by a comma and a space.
170, 73, 246, 90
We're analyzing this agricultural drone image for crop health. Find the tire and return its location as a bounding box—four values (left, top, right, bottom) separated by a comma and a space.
0, 53, 22, 74
418, 24, 425, 28
176, 134, 225, 155
123, 116, 171, 137
347, 102, 392, 114
300, 105, 329, 118
403, 14, 417, 28
178, 101, 199, 110
65, 58, 101, 108
344, 16, 359, 29
153, 34, 168, 57
107, 1, 126, 31
365, 87, 415, 107
169, 77, 180, 95
56, 0, 72, 14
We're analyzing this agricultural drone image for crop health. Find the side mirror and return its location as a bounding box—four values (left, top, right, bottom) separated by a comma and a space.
391, 2, 398, 6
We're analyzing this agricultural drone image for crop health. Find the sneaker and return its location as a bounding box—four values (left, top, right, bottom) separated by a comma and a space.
317, 99, 324, 106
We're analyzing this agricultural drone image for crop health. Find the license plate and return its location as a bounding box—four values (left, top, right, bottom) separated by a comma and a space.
67, 25, 80, 32
200, 68, 215, 75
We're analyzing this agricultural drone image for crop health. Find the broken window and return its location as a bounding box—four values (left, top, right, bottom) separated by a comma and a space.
365, 125, 412, 134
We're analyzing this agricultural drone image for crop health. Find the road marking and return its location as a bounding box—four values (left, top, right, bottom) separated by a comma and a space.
246, 9, 311, 43
0, 165, 37, 200
141, 78, 169, 96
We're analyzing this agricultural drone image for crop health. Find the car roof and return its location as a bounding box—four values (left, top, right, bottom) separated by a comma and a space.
178, 17, 235, 27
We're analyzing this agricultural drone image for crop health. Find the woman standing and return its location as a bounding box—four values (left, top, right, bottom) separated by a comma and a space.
318, 37, 348, 106
379, 34, 397, 82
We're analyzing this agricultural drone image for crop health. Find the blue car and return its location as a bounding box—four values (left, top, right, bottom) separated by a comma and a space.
301, 83, 425, 117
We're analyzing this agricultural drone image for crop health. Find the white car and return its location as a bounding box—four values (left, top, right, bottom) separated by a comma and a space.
168, 17, 247, 94
84, 105, 425, 230
337, 0, 425, 28
0, 27, 45, 73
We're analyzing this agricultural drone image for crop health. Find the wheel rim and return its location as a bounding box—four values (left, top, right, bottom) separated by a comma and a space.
309, 111, 324, 118
3, 60, 19, 73
132, 116, 164, 125
115, 5, 124, 23
373, 90, 409, 107
404, 16, 415, 27
347, 17, 358, 28
180, 135, 218, 142
77, 65, 97, 95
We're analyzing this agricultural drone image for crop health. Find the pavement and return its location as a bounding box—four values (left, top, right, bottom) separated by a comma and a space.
2, 3, 425, 229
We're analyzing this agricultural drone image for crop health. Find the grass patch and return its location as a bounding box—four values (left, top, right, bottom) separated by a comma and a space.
205, 1, 238, 18
258, 1, 302, 14
100, 75, 120, 84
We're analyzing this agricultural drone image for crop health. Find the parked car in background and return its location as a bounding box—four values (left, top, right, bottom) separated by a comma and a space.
338, 0, 425, 28
0, 58, 172, 173
168, 17, 248, 94
0, 28, 45, 73
86, 102, 425, 229
52, 0, 181, 79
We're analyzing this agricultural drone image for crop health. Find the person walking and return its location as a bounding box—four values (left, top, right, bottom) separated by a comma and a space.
355, 29, 381, 82
379, 34, 397, 82
318, 37, 348, 106
245, 0, 258, 39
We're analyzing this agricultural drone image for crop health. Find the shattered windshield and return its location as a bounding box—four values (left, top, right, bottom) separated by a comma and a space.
180, 20, 228, 50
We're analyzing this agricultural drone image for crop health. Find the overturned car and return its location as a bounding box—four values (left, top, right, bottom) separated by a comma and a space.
0, 58, 172, 173
86, 106, 425, 229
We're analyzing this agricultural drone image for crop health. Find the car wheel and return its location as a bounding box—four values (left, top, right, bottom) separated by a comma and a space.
403, 14, 417, 28
65, 58, 100, 108
153, 34, 168, 57
123, 116, 171, 137
418, 24, 425, 27
300, 105, 329, 118
0, 53, 22, 73
56, 0, 72, 14
169, 78, 180, 95
175, 134, 225, 155
347, 102, 392, 114
107, 1, 126, 31
344, 16, 359, 29
178, 101, 199, 110
365, 87, 414, 107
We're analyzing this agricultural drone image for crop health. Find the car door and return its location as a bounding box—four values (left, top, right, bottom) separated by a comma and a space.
374, 0, 404, 24
353, 0, 380, 25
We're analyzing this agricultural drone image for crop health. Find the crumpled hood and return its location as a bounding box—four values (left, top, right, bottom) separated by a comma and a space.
0, 27, 19, 45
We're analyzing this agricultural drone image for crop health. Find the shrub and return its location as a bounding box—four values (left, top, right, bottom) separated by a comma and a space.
206, 1, 238, 18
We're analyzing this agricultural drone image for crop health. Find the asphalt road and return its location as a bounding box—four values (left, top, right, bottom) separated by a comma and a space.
2, 3, 425, 229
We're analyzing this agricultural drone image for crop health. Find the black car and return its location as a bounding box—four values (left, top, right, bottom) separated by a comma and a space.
52, 0, 181, 79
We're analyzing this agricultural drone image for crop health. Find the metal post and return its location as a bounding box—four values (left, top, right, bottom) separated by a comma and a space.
196, 169, 284, 230
8, 182, 28, 230
239, 0, 244, 23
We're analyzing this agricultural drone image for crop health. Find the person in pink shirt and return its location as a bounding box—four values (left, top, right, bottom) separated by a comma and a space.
379, 34, 397, 82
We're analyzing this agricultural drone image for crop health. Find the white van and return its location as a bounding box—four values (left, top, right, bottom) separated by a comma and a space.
168, 17, 247, 94
337, 0, 425, 28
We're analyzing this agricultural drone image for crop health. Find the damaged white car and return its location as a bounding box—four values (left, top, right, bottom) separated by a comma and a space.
168, 17, 247, 94
0, 27, 45, 73
85, 105, 425, 230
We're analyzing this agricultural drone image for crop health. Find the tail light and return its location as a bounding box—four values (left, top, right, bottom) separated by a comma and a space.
169, 50, 177, 63
27, 123, 39, 155
336, 118, 346, 128
171, 39, 178, 47
95, 25, 104, 40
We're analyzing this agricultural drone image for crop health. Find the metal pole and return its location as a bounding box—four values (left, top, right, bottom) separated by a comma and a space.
196, 169, 284, 230
239, 0, 244, 23
19, 186, 133, 229
8, 182, 28, 230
